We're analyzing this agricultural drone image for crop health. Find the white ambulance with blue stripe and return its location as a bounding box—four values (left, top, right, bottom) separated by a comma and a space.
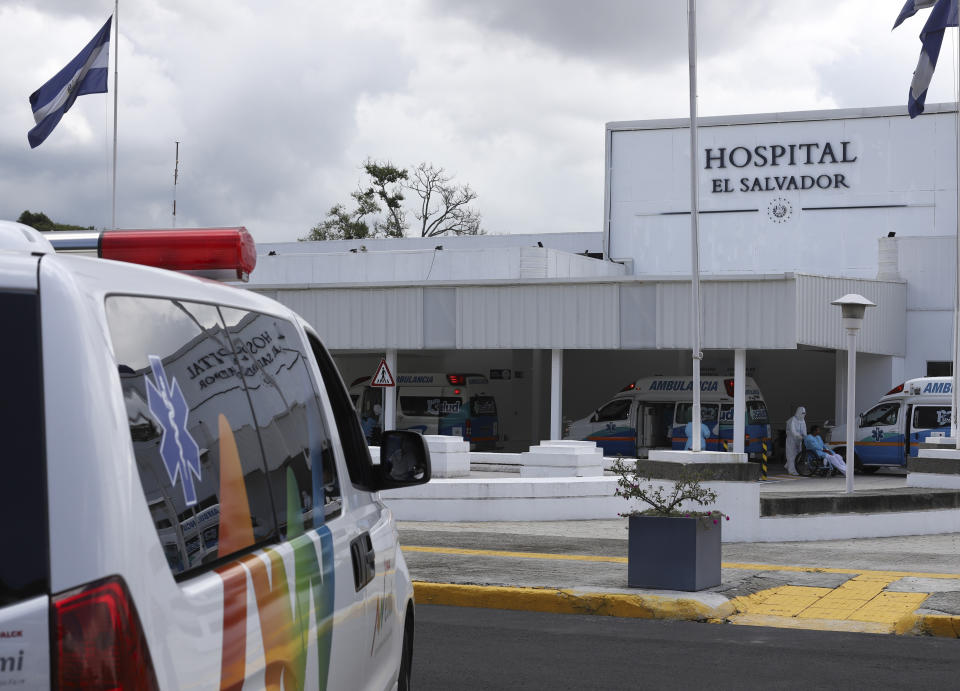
564, 375, 771, 459
827, 377, 953, 472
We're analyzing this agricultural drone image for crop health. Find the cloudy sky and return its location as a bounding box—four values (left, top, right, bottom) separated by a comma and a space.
1, 0, 957, 243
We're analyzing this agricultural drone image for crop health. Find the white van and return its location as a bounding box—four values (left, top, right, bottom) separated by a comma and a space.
565, 375, 772, 459
0, 223, 429, 690
827, 376, 953, 471
351, 373, 499, 450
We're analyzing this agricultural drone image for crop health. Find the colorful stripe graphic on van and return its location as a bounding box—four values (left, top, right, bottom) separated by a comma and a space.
214, 414, 335, 690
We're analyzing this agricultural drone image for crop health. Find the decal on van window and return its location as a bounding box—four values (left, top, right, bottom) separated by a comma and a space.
426, 398, 461, 415
145, 354, 202, 506
216, 527, 336, 690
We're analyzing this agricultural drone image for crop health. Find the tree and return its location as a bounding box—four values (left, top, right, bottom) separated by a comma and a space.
17, 210, 93, 231
301, 160, 407, 241
406, 163, 483, 237
302, 159, 483, 241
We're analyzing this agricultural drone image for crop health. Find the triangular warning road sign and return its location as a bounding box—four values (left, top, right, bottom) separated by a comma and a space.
371, 359, 395, 387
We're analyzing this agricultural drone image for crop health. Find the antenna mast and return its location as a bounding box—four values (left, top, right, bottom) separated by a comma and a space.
172, 140, 180, 228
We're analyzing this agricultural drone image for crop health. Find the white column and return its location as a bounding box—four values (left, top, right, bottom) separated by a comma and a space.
550, 349, 563, 439
531, 349, 543, 443
845, 330, 857, 494
384, 349, 397, 432
733, 349, 745, 453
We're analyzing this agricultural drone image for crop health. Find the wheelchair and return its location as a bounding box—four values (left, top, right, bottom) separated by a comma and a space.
794, 448, 837, 477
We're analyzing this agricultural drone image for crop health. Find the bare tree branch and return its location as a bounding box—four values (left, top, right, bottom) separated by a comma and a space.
407, 162, 483, 237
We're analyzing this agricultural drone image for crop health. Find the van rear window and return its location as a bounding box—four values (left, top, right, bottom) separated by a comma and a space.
0, 292, 47, 606
471, 396, 497, 417
747, 401, 769, 425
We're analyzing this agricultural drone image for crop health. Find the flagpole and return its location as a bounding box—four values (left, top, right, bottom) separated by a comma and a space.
111, 0, 119, 229
688, 0, 703, 451
954, 19, 959, 448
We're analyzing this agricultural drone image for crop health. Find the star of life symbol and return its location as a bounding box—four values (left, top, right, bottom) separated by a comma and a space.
145, 355, 202, 506
871, 427, 884, 441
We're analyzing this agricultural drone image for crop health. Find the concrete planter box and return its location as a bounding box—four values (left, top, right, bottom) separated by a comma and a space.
627, 515, 721, 591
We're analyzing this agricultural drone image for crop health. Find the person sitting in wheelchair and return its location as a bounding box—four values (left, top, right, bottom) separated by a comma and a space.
803, 424, 846, 475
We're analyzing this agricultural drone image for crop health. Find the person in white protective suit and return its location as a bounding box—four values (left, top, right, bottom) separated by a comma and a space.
784, 406, 807, 475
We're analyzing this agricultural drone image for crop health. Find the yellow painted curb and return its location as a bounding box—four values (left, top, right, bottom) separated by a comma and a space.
915, 614, 960, 638
413, 582, 735, 621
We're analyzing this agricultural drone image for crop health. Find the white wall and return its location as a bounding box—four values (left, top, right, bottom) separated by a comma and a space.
897, 235, 956, 378
607, 107, 958, 278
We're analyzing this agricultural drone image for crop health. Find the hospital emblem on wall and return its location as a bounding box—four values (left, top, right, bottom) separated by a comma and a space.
767, 197, 793, 223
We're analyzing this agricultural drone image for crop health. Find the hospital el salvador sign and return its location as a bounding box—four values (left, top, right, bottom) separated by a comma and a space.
704, 141, 857, 193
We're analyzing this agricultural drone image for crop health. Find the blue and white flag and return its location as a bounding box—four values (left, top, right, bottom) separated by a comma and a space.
28, 16, 112, 148
893, 0, 938, 30
900, 0, 958, 118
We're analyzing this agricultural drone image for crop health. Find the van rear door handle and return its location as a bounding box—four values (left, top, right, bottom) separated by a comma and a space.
350, 532, 375, 591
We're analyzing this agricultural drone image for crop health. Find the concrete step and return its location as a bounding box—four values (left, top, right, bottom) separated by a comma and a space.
760, 487, 960, 517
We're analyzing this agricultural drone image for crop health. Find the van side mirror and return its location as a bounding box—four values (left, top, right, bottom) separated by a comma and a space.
590, 412, 599, 423
374, 430, 431, 490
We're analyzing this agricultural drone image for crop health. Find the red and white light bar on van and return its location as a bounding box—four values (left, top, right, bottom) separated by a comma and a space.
46, 227, 257, 282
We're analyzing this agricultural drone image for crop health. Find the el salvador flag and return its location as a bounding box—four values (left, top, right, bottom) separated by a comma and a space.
893, 0, 938, 30
897, 0, 958, 118
28, 16, 112, 148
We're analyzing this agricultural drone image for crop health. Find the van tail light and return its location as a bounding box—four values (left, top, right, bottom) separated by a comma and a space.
723, 379, 735, 397
45, 227, 257, 282
447, 374, 465, 385
620, 382, 636, 392
465, 419, 472, 439
52, 576, 160, 690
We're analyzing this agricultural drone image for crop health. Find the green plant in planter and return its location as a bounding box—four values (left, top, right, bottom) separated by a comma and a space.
611, 456, 728, 591
610, 456, 729, 526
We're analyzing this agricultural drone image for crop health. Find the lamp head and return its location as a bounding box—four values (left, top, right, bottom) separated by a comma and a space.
831, 293, 875, 328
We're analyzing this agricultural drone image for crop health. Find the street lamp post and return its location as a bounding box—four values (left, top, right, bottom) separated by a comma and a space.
831, 294, 876, 494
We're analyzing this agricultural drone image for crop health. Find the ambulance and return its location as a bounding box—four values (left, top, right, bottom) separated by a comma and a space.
351, 373, 499, 450
827, 376, 953, 471
564, 375, 772, 459
0, 222, 430, 690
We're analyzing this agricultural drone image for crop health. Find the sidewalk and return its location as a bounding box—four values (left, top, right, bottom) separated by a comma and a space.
399, 510, 960, 637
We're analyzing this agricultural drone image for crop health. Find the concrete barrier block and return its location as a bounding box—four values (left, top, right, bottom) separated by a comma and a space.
422, 435, 471, 478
